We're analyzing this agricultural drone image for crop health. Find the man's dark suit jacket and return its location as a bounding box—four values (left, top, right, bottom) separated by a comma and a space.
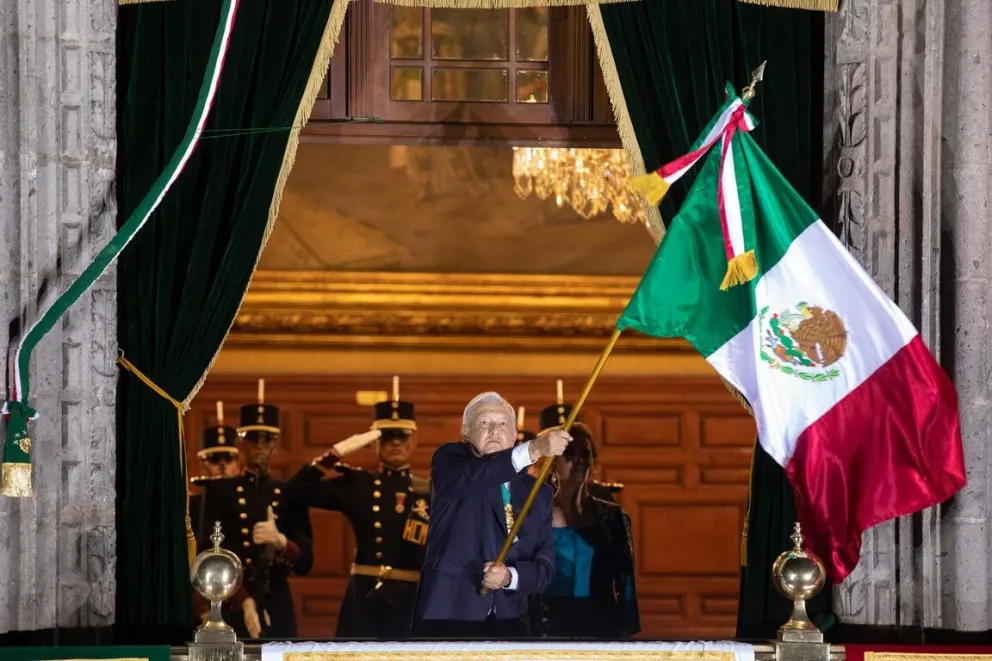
413, 441, 555, 625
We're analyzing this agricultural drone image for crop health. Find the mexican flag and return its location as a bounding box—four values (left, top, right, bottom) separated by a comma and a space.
622, 86, 965, 581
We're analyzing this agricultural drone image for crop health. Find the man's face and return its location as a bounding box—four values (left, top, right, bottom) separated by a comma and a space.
241, 432, 277, 471
203, 452, 241, 478
378, 429, 416, 469
467, 403, 515, 455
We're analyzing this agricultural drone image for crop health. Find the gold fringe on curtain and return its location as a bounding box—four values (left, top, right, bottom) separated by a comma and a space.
374, 0, 636, 7
184, 0, 351, 407
585, 4, 665, 244
118, 0, 175, 5
737, 0, 839, 10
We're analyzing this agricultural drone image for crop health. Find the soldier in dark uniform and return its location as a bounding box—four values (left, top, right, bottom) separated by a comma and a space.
199, 386, 314, 639
190, 401, 249, 627
285, 379, 429, 639
190, 401, 242, 544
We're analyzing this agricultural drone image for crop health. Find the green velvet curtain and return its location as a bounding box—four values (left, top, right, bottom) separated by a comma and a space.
115, 0, 333, 640
599, 0, 832, 639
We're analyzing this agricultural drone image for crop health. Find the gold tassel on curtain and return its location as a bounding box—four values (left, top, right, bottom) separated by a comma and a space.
737, 0, 839, 10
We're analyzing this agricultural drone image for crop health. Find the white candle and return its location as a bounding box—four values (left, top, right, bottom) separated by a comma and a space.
556, 379, 563, 405
258, 378, 265, 404
517, 406, 525, 428
216, 401, 224, 425
393, 375, 400, 402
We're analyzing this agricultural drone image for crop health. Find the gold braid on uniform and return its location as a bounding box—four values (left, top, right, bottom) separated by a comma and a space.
118, 355, 196, 565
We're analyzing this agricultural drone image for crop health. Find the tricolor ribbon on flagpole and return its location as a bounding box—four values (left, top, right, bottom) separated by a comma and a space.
633, 83, 760, 291
1, 0, 242, 497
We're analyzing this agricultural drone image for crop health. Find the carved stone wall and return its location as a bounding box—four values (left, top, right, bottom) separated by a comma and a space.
824, 0, 992, 630
939, 0, 992, 633
0, 0, 117, 633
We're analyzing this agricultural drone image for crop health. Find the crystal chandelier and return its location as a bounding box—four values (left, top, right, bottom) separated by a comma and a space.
511, 147, 647, 225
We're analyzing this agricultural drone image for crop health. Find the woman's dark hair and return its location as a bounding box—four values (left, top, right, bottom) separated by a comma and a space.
564, 422, 598, 464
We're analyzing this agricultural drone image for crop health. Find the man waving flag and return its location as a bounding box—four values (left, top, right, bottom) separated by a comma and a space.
623, 83, 965, 581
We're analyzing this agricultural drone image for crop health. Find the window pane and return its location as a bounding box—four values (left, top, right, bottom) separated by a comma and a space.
430, 9, 508, 61
432, 69, 508, 102
391, 67, 424, 101
391, 7, 424, 59
516, 70, 548, 103
516, 8, 548, 62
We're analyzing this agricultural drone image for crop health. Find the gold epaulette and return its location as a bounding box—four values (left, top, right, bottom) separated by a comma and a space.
591, 479, 624, 493
410, 474, 430, 495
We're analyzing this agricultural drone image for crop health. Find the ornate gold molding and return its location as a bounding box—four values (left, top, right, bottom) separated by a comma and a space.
230, 271, 691, 352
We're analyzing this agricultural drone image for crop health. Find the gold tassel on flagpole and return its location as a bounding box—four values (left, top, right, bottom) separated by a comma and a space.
737, 0, 839, 10
632, 173, 671, 207
719, 250, 759, 291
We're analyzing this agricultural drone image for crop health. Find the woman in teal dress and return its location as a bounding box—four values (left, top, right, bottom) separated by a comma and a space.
532, 423, 640, 638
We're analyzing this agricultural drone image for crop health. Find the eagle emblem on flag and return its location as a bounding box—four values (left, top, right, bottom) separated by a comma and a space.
759, 303, 847, 381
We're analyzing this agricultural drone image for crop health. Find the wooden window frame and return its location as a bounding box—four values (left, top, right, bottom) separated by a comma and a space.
303, 0, 620, 147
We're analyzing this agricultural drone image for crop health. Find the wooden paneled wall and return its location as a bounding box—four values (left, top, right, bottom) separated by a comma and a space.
186, 375, 756, 639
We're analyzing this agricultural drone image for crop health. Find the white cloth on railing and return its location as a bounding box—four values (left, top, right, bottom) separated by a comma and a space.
261, 640, 755, 661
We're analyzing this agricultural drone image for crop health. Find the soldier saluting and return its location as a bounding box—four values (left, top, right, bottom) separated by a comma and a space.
286, 376, 429, 639
199, 379, 314, 639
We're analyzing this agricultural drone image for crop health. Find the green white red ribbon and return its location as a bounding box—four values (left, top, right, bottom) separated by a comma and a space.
3, 0, 242, 496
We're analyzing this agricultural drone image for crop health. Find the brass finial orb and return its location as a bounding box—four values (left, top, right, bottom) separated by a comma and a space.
190, 521, 243, 642
772, 522, 826, 642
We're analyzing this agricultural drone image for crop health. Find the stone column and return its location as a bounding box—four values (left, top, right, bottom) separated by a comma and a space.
939, 0, 992, 633
824, 0, 992, 631
0, 0, 117, 634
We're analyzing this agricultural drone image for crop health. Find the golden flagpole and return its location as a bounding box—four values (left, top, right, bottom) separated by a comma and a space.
481, 327, 622, 594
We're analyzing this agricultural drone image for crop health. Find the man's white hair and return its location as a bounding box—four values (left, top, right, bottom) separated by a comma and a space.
462, 391, 516, 438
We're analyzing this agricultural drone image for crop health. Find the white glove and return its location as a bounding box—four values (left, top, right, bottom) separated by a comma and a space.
332, 429, 382, 458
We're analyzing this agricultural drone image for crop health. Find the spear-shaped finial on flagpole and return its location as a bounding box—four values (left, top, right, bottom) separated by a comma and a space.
742, 61, 767, 102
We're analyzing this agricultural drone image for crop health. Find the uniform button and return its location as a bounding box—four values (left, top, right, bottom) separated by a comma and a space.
375, 537, 383, 544
375, 552, 383, 559
272, 501, 279, 507
374, 479, 381, 486
372, 505, 380, 512
238, 498, 246, 505
408, 486, 414, 492
243, 541, 251, 548
240, 513, 247, 519
242, 528, 249, 535
374, 521, 382, 529
237, 486, 244, 493
274, 488, 281, 495
246, 558, 253, 565
373, 491, 381, 499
